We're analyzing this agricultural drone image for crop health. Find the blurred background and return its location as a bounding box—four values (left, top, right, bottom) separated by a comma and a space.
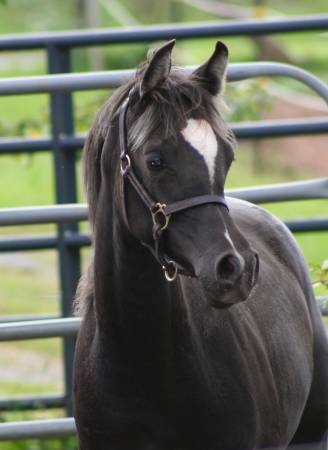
0, 1, 327, 449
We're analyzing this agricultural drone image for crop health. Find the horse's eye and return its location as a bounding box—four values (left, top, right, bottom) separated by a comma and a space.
146, 155, 166, 171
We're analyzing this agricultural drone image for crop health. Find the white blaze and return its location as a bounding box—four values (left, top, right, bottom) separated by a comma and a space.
181, 119, 218, 185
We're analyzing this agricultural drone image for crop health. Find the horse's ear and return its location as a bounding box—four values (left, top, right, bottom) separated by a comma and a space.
139, 39, 176, 97
191, 41, 228, 95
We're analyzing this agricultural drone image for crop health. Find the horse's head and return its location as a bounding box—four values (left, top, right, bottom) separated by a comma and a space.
86, 40, 258, 309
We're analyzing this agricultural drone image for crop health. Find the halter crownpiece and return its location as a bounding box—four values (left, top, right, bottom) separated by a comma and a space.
119, 87, 229, 282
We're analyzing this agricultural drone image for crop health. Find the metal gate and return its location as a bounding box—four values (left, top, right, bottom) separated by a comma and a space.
0, 15, 327, 441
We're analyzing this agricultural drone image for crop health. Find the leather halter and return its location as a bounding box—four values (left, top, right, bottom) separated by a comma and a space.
118, 87, 229, 282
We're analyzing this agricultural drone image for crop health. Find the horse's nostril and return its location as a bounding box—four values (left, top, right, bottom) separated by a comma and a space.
216, 254, 243, 286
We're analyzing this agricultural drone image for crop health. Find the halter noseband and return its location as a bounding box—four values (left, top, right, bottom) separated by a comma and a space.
118, 87, 229, 282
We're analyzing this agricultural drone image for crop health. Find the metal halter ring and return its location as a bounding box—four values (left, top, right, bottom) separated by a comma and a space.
163, 260, 178, 282
151, 203, 171, 231
120, 154, 131, 175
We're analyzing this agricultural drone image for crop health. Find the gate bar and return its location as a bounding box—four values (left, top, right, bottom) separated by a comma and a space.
0, 179, 327, 226
0, 234, 91, 252
285, 218, 328, 233
1, 218, 326, 253
0, 317, 81, 341
0, 418, 76, 441
0, 63, 327, 103
0, 204, 87, 226
0, 394, 66, 411
231, 118, 328, 139
1, 117, 328, 155
227, 178, 328, 204
0, 15, 327, 50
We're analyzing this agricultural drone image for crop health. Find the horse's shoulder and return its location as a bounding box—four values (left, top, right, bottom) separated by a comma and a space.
226, 197, 311, 291
226, 196, 290, 237
227, 197, 292, 232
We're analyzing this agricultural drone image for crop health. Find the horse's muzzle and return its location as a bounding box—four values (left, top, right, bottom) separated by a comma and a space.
207, 250, 259, 309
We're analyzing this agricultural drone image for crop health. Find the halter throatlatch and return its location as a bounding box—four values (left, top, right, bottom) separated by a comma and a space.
118, 87, 229, 282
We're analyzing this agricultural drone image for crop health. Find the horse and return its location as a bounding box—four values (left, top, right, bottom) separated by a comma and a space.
73, 39, 328, 450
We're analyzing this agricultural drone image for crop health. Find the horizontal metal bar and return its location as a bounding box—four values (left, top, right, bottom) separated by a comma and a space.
0, 68, 130, 95
229, 63, 328, 104
1, 118, 328, 155
0, 317, 81, 341
0, 204, 87, 226
285, 218, 328, 233
0, 218, 327, 253
0, 418, 76, 441
0, 15, 327, 50
0, 135, 85, 154
0, 394, 66, 411
0, 314, 59, 323
0, 137, 55, 154
227, 178, 328, 203
0, 234, 91, 252
0, 179, 327, 227
0, 63, 327, 104
232, 118, 328, 139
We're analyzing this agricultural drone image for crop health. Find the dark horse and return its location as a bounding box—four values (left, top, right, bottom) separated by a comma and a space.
73, 40, 328, 450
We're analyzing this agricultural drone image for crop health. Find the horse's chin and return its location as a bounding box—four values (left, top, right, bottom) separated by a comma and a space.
206, 284, 254, 309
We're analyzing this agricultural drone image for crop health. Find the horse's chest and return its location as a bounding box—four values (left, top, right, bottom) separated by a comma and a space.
98, 362, 259, 447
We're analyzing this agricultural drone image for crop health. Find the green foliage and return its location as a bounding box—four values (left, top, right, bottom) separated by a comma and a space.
74, 93, 108, 133
226, 79, 272, 122
311, 260, 328, 291
0, 118, 48, 138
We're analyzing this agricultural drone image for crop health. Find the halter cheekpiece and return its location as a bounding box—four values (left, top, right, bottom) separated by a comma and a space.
119, 87, 229, 282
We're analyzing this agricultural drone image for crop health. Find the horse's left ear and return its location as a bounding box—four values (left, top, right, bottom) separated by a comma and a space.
139, 39, 176, 98
191, 41, 228, 95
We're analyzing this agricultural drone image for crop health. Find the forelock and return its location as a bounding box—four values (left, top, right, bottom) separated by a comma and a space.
127, 67, 235, 153
82, 63, 235, 226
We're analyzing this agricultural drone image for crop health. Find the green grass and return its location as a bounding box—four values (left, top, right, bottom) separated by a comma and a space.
0, 437, 77, 450
0, 251, 59, 315
0, 95, 48, 125
0, 154, 54, 208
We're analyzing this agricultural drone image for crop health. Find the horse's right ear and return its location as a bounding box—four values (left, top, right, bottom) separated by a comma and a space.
191, 41, 228, 95
139, 39, 176, 98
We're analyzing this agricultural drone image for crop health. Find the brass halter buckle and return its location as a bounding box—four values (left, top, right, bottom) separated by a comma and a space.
163, 260, 178, 282
151, 203, 171, 231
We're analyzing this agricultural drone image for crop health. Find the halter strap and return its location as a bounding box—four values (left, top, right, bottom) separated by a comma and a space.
118, 88, 229, 281
164, 194, 227, 216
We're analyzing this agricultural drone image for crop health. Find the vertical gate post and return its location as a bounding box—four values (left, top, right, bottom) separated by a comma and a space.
47, 44, 81, 416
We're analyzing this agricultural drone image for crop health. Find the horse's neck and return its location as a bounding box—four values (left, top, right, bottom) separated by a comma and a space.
92, 198, 175, 365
